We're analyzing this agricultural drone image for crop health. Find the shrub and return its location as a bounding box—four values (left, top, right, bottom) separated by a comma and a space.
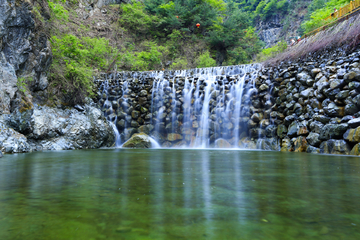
50, 34, 119, 104
196, 51, 216, 68
256, 41, 287, 62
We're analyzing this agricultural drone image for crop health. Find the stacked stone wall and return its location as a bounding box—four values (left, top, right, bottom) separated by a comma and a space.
95, 47, 360, 155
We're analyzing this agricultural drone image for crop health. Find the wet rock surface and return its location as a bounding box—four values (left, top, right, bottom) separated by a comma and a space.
94, 46, 360, 155
1, 103, 114, 153
122, 133, 152, 148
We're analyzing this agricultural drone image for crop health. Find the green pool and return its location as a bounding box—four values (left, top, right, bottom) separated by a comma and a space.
0, 149, 359, 240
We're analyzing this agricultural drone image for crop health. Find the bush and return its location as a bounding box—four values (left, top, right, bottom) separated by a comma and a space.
196, 51, 216, 68
50, 34, 119, 104
171, 57, 188, 70
256, 41, 287, 62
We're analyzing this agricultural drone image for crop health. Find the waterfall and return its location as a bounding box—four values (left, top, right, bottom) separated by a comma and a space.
96, 64, 264, 149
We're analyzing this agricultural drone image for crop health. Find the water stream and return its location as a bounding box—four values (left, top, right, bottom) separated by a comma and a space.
97, 64, 263, 148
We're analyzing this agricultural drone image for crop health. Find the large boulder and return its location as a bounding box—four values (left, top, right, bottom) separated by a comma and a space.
7, 104, 115, 150
0, 122, 30, 153
319, 124, 348, 140
320, 140, 350, 155
122, 133, 152, 148
215, 138, 232, 148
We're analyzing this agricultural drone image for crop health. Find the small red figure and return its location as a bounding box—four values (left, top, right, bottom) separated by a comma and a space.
196, 23, 200, 28
176, 16, 179, 18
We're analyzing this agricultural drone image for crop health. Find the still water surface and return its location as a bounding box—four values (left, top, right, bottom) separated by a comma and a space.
0, 149, 359, 240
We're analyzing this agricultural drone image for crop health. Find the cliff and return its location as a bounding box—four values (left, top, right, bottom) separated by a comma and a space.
0, 0, 115, 155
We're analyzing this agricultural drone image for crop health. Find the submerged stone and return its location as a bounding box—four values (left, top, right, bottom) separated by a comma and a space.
320, 140, 350, 155
294, 136, 308, 152
122, 133, 152, 148
214, 139, 232, 148
167, 133, 183, 142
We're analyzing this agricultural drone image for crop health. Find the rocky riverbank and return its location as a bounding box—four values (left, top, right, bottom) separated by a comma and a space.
0, 102, 115, 154
0, 0, 115, 156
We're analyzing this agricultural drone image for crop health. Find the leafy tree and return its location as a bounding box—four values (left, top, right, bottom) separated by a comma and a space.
301, 0, 351, 33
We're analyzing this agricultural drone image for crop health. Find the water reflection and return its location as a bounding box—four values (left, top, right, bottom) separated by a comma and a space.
0, 150, 360, 239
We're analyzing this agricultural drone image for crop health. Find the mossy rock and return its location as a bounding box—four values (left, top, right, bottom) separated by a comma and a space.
122, 133, 151, 148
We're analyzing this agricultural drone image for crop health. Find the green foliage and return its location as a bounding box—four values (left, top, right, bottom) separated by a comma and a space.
256, 41, 288, 62
119, 1, 160, 36
196, 51, 216, 68
237, 0, 293, 21
301, 0, 351, 33
48, 0, 69, 21
170, 57, 188, 70
17, 76, 33, 93
50, 34, 119, 104
120, 42, 168, 71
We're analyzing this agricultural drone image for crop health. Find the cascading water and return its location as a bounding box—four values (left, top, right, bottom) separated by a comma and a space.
96, 64, 265, 148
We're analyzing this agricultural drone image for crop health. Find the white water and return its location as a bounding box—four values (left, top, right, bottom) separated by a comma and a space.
99, 64, 263, 148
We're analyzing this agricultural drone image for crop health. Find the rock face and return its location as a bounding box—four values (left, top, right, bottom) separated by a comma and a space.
4, 104, 114, 152
0, 0, 117, 154
0, 0, 52, 114
0, 121, 30, 153
122, 133, 152, 148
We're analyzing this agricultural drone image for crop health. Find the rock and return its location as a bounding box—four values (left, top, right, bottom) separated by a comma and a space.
287, 122, 299, 137
319, 124, 348, 140
215, 139, 232, 148
265, 125, 277, 137
297, 122, 309, 136
139, 90, 148, 97
131, 110, 140, 119
320, 140, 350, 155
287, 121, 308, 137
257, 138, 280, 151
131, 120, 139, 128
309, 121, 324, 133
300, 88, 313, 98
138, 124, 154, 134
173, 140, 187, 147
7, 105, 114, 150
238, 137, 257, 149
307, 146, 320, 154
297, 72, 312, 85
313, 114, 330, 124
344, 71, 360, 83
259, 84, 269, 91
122, 133, 152, 148
280, 137, 293, 152
294, 136, 308, 152
349, 82, 360, 91
329, 79, 345, 89
306, 132, 321, 147
251, 113, 263, 122
277, 124, 287, 138
343, 127, 360, 142
335, 90, 349, 100
0, 0, 52, 113
350, 143, 360, 155
324, 103, 344, 117
311, 68, 321, 78
0, 123, 30, 153
167, 133, 183, 142
162, 141, 172, 147
348, 118, 360, 128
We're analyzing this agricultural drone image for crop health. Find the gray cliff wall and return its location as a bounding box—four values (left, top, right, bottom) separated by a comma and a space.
0, 0, 115, 155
